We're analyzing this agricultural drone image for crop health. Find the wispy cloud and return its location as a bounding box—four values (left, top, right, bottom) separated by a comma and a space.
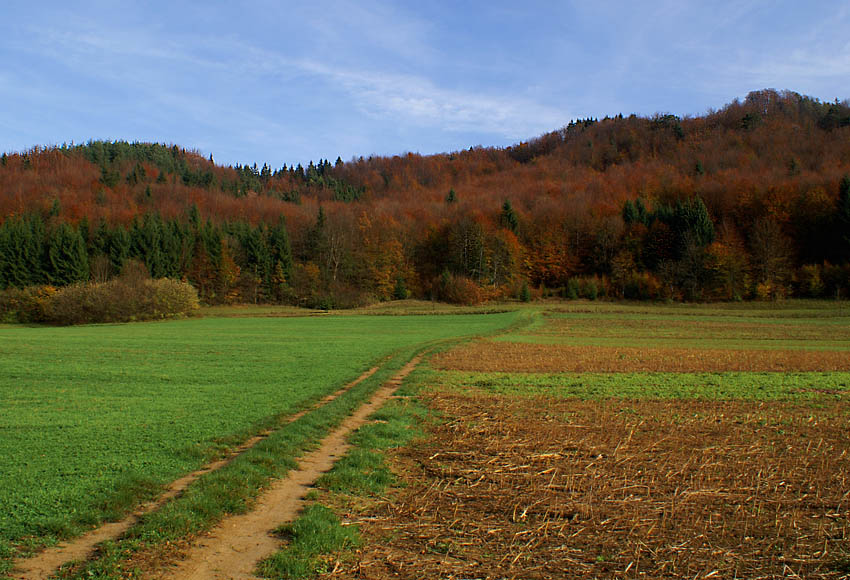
19, 8, 565, 143
294, 59, 567, 138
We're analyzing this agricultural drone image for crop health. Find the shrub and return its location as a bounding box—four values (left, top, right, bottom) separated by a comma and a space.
392, 276, 410, 300
565, 278, 580, 300
146, 278, 202, 318
0, 285, 57, 323
822, 263, 850, 299
433, 271, 483, 305
754, 281, 786, 301
794, 264, 825, 298
580, 277, 599, 300
623, 271, 662, 301
314, 283, 372, 310
519, 281, 531, 302
42, 277, 199, 325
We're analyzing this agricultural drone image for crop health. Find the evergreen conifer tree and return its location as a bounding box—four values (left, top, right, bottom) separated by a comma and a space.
47, 223, 89, 285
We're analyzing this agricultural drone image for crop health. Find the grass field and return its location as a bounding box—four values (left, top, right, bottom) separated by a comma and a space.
0, 309, 521, 570
4, 300, 850, 579
315, 301, 850, 580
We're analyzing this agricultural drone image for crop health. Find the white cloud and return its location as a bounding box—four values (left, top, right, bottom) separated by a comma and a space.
294, 59, 566, 139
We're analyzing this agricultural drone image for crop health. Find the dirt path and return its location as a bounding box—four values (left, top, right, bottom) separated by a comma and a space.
11, 366, 380, 580
154, 355, 421, 580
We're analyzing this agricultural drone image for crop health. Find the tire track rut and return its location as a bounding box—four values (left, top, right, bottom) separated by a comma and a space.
155, 355, 421, 580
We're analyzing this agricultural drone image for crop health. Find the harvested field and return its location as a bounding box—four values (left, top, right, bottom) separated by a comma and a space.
331, 391, 850, 579
533, 315, 850, 343
496, 306, 850, 354
432, 341, 850, 373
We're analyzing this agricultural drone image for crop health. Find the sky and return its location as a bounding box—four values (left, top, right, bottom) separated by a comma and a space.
1, 1, 849, 168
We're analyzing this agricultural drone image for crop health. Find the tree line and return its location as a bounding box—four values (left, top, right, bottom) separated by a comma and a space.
1, 89, 850, 306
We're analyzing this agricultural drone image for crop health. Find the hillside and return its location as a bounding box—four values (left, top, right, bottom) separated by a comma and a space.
1, 88, 849, 306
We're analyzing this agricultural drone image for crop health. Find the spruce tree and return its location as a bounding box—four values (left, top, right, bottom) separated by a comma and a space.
500, 200, 519, 233
47, 223, 89, 286
837, 174, 850, 262
268, 218, 293, 283
109, 225, 131, 275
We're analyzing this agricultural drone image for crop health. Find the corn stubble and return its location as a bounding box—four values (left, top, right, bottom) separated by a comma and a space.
332, 392, 849, 579
433, 341, 850, 373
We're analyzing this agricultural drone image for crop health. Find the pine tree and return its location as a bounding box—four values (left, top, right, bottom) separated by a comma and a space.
268, 218, 293, 284
500, 200, 519, 233
108, 225, 131, 275
837, 174, 850, 262
47, 223, 89, 285
305, 207, 327, 263
622, 200, 637, 224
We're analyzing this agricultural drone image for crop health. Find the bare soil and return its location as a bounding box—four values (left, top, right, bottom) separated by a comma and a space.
10, 366, 379, 580
433, 341, 850, 372
326, 390, 850, 579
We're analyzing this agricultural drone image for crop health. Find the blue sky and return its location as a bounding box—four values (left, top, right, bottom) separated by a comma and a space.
2, 1, 848, 168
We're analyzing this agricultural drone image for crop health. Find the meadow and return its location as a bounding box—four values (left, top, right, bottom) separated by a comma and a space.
0, 309, 520, 571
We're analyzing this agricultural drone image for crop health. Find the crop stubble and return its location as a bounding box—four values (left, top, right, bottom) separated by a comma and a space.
433, 341, 850, 373
331, 391, 850, 579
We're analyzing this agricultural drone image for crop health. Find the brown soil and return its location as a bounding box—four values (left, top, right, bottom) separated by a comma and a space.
10, 366, 379, 580
145, 355, 422, 580
539, 316, 850, 342
327, 391, 850, 579
433, 341, 850, 372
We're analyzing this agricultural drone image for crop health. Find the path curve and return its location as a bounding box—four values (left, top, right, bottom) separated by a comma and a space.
11, 366, 380, 580
155, 355, 421, 580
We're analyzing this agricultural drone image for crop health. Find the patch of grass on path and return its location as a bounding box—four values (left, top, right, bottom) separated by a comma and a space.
258, 504, 359, 579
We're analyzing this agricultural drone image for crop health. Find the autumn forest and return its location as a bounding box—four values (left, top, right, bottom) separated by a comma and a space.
2, 89, 850, 310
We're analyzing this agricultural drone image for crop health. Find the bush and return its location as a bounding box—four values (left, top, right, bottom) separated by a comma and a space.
0, 285, 58, 323
306, 283, 372, 310
146, 278, 202, 318
794, 264, 825, 298
519, 281, 531, 302
7, 277, 200, 326
59, 278, 198, 325
565, 278, 580, 300
580, 277, 599, 300
822, 263, 850, 299
623, 271, 662, 301
433, 271, 483, 305
393, 276, 410, 300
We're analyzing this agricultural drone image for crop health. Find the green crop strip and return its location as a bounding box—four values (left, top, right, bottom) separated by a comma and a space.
426, 369, 850, 402
495, 305, 850, 351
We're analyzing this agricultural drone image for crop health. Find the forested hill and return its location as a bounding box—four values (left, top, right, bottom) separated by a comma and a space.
2, 88, 850, 306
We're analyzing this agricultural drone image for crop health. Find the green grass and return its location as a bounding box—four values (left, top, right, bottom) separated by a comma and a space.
317, 398, 429, 496
495, 304, 850, 351
0, 311, 519, 569
258, 504, 360, 580
426, 369, 850, 401
540, 298, 850, 317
